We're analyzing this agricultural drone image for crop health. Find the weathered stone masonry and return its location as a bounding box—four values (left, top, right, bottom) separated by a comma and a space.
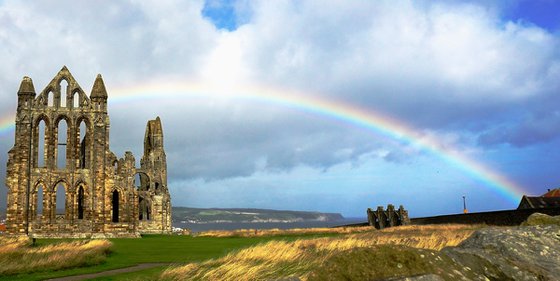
5, 66, 172, 237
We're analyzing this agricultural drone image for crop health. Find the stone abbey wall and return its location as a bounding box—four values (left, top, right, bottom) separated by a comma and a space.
5, 66, 172, 237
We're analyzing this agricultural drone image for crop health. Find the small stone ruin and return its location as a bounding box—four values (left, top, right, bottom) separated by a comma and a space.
366, 204, 410, 229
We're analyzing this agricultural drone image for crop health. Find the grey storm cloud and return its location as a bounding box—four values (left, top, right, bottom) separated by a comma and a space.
479, 110, 560, 147
107, 100, 382, 181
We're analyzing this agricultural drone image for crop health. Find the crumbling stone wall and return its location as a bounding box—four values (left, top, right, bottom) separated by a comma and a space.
5, 66, 172, 237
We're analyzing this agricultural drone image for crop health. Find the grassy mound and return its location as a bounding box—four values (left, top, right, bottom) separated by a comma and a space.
307, 245, 452, 281
160, 224, 480, 280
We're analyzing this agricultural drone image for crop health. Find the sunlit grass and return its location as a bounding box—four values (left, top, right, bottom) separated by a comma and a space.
161, 224, 481, 280
0, 236, 111, 275
0, 224, 482, 280
2, 232, 342, 281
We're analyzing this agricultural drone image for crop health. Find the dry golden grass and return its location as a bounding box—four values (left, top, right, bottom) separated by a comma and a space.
0, 236, 112, 275
161, 224, 482, 281
351, 224, 481, 250
195, 226, 372, 237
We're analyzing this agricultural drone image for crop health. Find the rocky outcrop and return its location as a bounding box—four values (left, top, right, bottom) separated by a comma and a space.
408, 215, 560, 280
521, 212, 560, 226
307, 222, 560, 280
444, 225, 560, 280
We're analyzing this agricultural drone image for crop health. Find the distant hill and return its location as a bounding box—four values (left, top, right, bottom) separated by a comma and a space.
0, 207, 344, 224
172, 207, 344, 224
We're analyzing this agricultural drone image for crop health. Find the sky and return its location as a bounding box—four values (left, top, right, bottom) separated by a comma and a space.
0, 0, 559, 218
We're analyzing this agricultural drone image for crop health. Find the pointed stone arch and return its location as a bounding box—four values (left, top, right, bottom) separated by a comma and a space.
76, 184, 85, 220
33, 115, 50, 168
53, 180, 69, 220
76, 116, 91, 169
47, 89, 54, 107
111, 189, 120, 223
34, 114, 51, 127
154, 182, 161, 194
71, 88, 89, 109
59, 78, 68, 108
55, 116, 70, 168
72, 89, 80, 109
33, 181, 46, 220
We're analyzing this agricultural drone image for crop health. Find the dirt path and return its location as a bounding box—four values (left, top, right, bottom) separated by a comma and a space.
45, 263, 171, 281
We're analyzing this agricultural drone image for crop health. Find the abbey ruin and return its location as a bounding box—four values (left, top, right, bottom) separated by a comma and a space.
5, 66, 172, 237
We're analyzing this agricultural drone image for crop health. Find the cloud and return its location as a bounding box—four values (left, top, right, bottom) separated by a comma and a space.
235, 1, 559, 127
1, 0, 560, 215
0, 0, 217, 89
115, 100, 383, 181
1, 0, 558, 176
479, 110, 560, 147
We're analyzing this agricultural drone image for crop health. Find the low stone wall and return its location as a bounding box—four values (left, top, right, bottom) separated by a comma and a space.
338, 207, 560, 228
410, 207, 560, 226
30, 231, 141, 239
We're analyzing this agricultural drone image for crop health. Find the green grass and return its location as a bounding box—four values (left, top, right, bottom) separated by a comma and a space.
1, 233, 338, 281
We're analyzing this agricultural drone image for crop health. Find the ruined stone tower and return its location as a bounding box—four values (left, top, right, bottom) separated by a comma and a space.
5, 66, 172, 237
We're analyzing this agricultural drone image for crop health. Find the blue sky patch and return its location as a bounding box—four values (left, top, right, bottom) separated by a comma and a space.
505, 0, 560, 31
202, 0, 240, 31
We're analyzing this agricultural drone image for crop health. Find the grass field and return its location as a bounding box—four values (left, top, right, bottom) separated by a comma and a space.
0, 230, 346, 281
0, 224, 481, 280
161, 224, 480, 280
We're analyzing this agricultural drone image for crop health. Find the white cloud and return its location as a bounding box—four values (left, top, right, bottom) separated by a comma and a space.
235, 1, 558, 105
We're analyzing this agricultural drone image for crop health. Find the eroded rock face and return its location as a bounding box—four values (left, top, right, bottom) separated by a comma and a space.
522, 212, 560, 226
444, 225, 560, 281
305, 224, 560, 281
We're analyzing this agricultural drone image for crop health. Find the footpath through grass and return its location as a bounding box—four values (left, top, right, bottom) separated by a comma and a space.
1, 232, 338, 281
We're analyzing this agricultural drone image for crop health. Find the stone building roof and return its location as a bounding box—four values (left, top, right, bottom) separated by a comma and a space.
518, 195, 560, 209
18, 76, 36, 94
543, 188, 560, 197
91, 74, 108, 99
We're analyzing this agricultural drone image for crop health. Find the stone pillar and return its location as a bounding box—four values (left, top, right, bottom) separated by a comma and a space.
367, 208, 375, 227
376, 206, 386, 229
385, 204, 395, 227
398, 205, 410, 225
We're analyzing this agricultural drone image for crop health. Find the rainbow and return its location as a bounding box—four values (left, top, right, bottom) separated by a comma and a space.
0, 114, 14, 138
0, 79, 526, 203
